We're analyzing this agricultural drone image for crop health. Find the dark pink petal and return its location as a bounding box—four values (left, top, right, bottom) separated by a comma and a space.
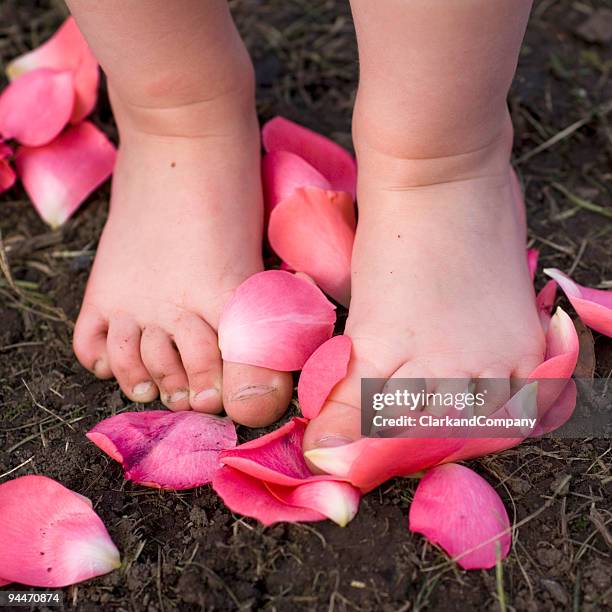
409, 464, 511, 570
536, 279, 557, 331
212, 466, 326, 525
0, 579, 11, 586
218, 270, 336, 371
7, 17, 99, 123
0, 475, 120, 587
544, 268, 612, 337
262, 116, 356, 198
0, 145, 15, 194
15, 121, 116, 228
262, 150, 331, 216
87, 411, 237, 490
527, 248, 539, 282
268, 187, 355, 306
298, 335, 352, 419
0, 69, 74, 146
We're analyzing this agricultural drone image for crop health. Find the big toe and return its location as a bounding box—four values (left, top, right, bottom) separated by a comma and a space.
222, 362, 293, 428
302, 399, 361, 453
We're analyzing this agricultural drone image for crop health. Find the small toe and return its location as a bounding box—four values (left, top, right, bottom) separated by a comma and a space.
172, 314, 223, 413
222, 362, 292, 427
73, 304, 112, 379
106, 316, 158, 403
141, 325, 190, 411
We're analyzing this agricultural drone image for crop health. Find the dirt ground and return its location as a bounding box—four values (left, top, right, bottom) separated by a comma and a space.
1, 1, 611, 610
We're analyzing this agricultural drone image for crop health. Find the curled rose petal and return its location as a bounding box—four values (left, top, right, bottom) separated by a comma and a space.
0, 69, 74, 146
544, 268, 612, 337
15, 121, 116, 228
262, 150, 331, 216
262, 116, 356, 198
7, 17, 99, 123
527, 248, 539, 282
268, 187, 355, 306
218, 270, 336, 371
0, 475, 120, 587
87, 410, 237, 489
298, 335, 352, 419
536, 279, 557, 332
409, 464, 511, 570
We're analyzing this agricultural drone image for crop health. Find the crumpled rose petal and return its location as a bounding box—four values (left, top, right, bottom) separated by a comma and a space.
0, 143, 16, 193
536, 279, 557, 332
544, 268, 612, 337
262, 150, 331, 217
213, 418, 361, 526
262, 116, 357, 198
218, 270, 336, 371
0, 69, 74, 146
15, 121, 116, 228
409, 464, 511, 570
7, 17, 99, 123
87, 410, 237, 489
0, 475, 120, 587
298, 335, 352, 419
268, 187, 355, 306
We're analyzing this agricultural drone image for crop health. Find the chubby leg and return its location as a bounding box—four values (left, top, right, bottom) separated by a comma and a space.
304, 0, 544, 451
68, 0, 291, 424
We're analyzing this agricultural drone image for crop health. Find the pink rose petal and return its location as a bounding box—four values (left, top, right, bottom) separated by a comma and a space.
0, 579, 11, 586
262, 150, 331, 216
0, 69, 74, 146
527, 248, 539, 282
0, 475, 120, 587
262, 116, 356, 198
298, 335, 352, 419
0, 143, 16, 193
15, 121, 116, 228
218, 270, 336, 371
268, 187, 355, 306
530, 378, 577, 438
409, 464, 511, 570
87, 411, 237, 490
536, 279, 557, 332
544, 268, 612, 337
7, 17, 99, 123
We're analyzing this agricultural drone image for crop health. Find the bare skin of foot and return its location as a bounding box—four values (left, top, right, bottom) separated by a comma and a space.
69, 0, 292, 424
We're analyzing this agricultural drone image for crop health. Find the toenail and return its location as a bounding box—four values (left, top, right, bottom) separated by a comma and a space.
193, 388, 219, 403
316, 435, 353, 449
133, 381, 154, 396
230, 384, 275, 402
167, 390, 189, 403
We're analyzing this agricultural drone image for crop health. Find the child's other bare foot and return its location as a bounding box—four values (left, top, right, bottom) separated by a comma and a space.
304, 121, 546, 450
73, 80, 292, 424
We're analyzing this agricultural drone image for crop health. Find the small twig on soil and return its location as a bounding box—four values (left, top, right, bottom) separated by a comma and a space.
551, 183, 612, 220
0, 229, 19, 294
22, 379, 75, 431
7, 415, 86, 453
495, 547, 507, 612
0, 456, 34, 480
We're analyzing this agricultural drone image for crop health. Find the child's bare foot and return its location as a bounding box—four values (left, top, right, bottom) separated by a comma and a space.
304, 122, 546, 450
73, 84, 292, 423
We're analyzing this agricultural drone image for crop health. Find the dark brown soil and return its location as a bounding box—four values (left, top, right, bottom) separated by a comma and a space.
1, 1, 611, 610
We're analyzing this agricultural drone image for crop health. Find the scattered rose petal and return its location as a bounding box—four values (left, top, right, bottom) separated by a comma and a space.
15, 121, 116, 228
268, 187, 355, 305
214, 418, 361, 525
87, 410, 237, 490
218, 270, 336, 371
0, 579, 11, 586
262, 116, 356, 198
0, 475, 120, 587
298, 335, 352, 419
7, 17, 99, 123
527, 248, 539, 282
409, 464, 511, 570
0, 143, 16, 193
537, 279, 557, 332
262, 150, 331, 216
0, 69, 74, 146
530, 379, 577, 437
544, 268, 612, 337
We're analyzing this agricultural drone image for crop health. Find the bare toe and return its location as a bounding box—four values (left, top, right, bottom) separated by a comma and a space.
73, 304, 112, 379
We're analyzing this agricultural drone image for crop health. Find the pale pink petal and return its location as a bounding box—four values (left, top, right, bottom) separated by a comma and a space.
544, 268, 612, 337
262, 116, 356, 198
298, 335, 352, 419
268, 187, 355, 305
15, 121, 116, 228
219, 418, 315, 486
212, 466, 326, 525
87, 411, 237, 490
530, 379, 577, 437
0, 475, 120, 587
536, 279, 557, 332
266, 480, 360, 527
409, 464, 511, 570
7, 17, 99, 123
527, 248, 539, 282
218, 270, 336, 371
262, 150, 331, 216
0, 69, 74, 146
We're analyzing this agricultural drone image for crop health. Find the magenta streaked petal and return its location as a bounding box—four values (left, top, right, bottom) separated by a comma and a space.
527, 248, 539, 282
